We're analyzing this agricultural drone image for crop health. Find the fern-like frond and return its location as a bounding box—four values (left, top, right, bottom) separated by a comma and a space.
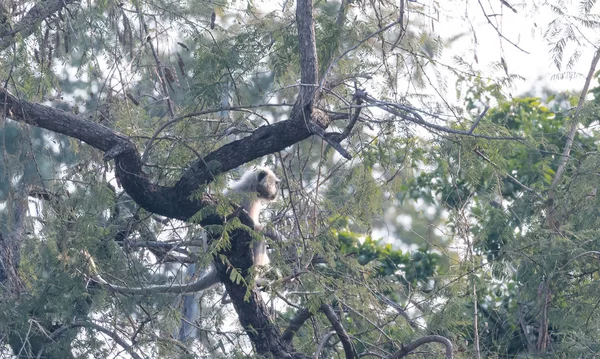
550, 71, 584, 81
579, 0, 597, 13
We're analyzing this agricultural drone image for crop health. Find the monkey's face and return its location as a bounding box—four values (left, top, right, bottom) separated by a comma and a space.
256, 169, 280, 201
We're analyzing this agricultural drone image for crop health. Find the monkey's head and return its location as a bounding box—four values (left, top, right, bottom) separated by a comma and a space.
255, 167, 280, 202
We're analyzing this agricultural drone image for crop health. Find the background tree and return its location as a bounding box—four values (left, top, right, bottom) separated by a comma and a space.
1, 0, 600, 358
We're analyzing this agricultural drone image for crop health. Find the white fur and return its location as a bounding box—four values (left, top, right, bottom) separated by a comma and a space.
229, 166, 280, 266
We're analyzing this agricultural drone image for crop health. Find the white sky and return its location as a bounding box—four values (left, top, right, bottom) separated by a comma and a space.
434, 0, 599, 96
370, 0, 600, 246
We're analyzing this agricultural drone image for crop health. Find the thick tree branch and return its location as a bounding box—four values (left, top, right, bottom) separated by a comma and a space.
173, 119, 313, 208
1, 0, 324, 357
0, 87, 317, 221
385, 335, 453, 359
213, 224, 309, 359
296, 0, 318, 106
1, 88, 129, 151
0, 181, 28, 291
282, 307, 313, 343
320, 304, 356, 359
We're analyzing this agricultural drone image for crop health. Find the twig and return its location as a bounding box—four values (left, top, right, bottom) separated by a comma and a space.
360, 94, 522, 141
136, 6, 174, 117
499, 0, 518, 13
474, 149, 542, 198
39, 321, 144, 359
473, 283, 481, 359
377, 295, 419, 330
328, 89, 365, 142
469, 106, 489, 134
307, 122, 352, 159
556, 251, 600, 272
318, 19, 402, 94
93, 264, 220, 294
477, 0, 529, 54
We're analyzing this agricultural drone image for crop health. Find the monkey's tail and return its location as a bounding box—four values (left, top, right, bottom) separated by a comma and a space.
252, 240, 270, 266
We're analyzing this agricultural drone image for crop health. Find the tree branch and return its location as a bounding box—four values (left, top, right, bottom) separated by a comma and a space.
0, 87, 318, 221
327, 89, 364, 143
0, 181, 28, 291
358, 93, 522, 141
43, 321, 144, 359
93, 263, 219, 295
213, 224, 310, 359
385, 335, 453, 359
550, 48, 600, 190
296, 0, 318, 106
313, 331, 336, 359
282, 307, 313, 343
320, 304, 356, 359
0, 0, 77, 51
476, 0, 529, 54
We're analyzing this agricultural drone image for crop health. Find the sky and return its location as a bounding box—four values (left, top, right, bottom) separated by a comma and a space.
369, 0, 600, 248
434, 0, 599, 97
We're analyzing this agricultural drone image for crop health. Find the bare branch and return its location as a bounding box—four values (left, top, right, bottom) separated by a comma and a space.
468, 106, 489, 134
321, 304, 356, 359
358, 94, 522, 141
308, 121, 352, 159
385, 335, 453, 359
499, 0, 518, 13
550, 48, 600, 190
377, 296, 419, 330
327, 89, 364, 143
476, 0, 529, 54
282, 307, 313, 343
313, 331, 336, 359
43, 321, 144, 359
93, 263, 219, 295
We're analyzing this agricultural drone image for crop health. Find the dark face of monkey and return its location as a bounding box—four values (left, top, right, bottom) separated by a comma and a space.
257, 170, 280, 201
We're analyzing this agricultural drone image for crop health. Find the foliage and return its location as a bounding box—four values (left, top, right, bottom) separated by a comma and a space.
2, 0, 600, 358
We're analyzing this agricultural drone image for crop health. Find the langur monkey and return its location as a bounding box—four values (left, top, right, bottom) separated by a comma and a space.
80, 167, 282, 341
227, 166, 281, 266
179, 166, 280, 341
